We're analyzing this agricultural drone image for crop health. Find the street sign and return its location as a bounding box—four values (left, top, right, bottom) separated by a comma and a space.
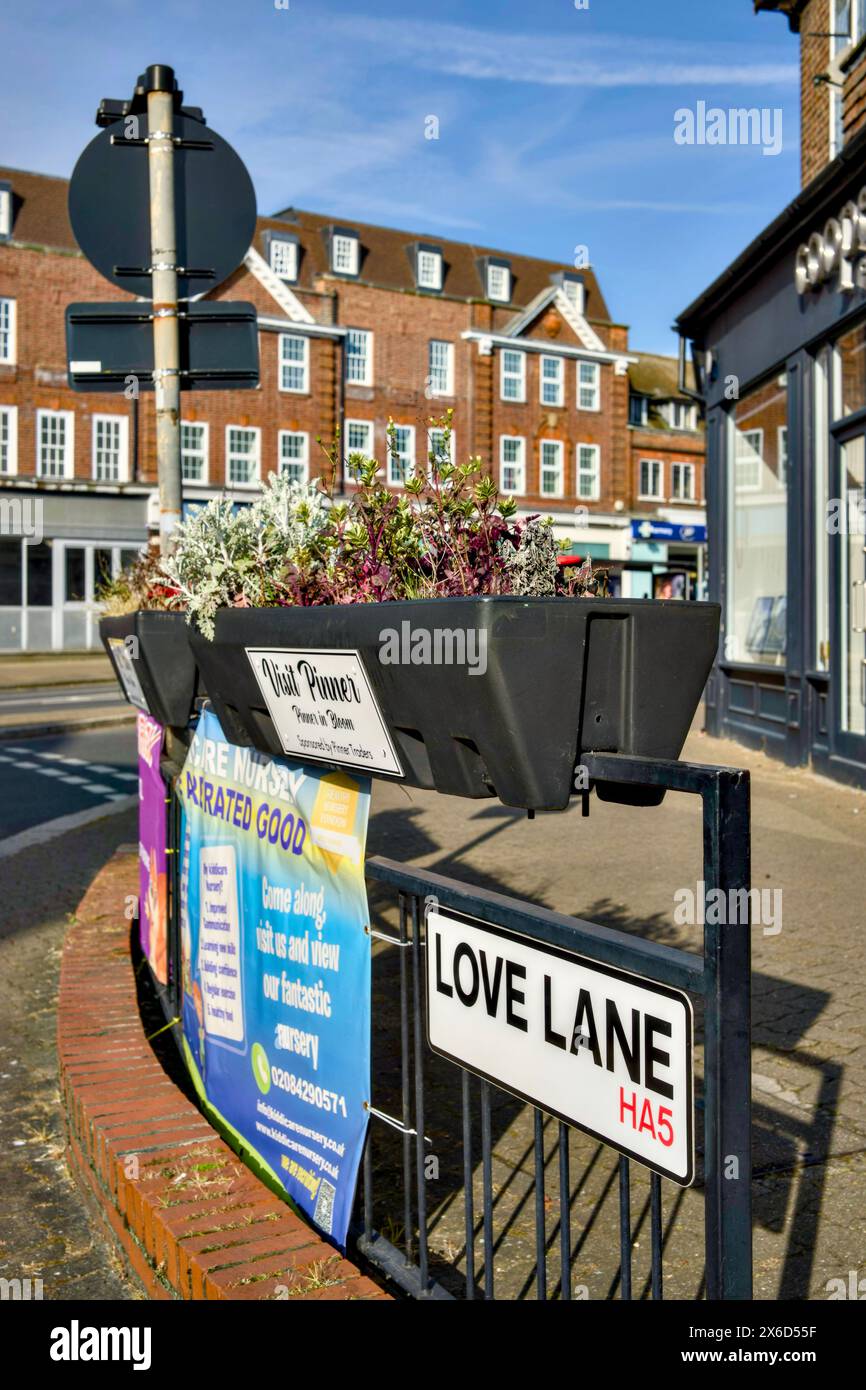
105, 637, 149, 712
632, 519, 707, 544
66, 301, 259, 392
245, 647, 405, 779
426, 906, 694, 1185
68, 112, 257, 300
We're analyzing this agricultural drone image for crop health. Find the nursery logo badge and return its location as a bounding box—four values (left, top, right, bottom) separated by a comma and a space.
378, 622, 488, 676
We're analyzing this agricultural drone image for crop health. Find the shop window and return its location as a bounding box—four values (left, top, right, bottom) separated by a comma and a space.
834, 320, 866, 417
727, 374, 788, 668
65, 548, 86, 603
26, 541, 52, 606
94, 549, 114, 591
0, 539, 21, 605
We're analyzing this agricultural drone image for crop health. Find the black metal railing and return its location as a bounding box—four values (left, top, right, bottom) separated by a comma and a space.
353, 751, 752, 1301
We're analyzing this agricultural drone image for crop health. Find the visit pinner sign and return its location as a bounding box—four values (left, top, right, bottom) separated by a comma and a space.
427, 908, 694, 1185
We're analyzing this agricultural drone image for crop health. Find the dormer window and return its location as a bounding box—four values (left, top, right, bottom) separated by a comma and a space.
267, 235, 298, 282
331, 231, 360, 276
0, 183, 11, 241
561, 277, 585, 315
487, 263, 511, 302
417, 247, 443, 291
664, 400, 697, 431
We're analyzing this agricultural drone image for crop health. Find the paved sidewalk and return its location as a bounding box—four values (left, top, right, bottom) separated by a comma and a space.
363, 725, 866, 1299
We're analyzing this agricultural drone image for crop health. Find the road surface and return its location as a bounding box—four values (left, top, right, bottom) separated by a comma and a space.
0, 682, 124, 717
0, 725, 138, 843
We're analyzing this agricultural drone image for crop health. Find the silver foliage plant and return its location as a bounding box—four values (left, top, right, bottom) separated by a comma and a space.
159, 476, 329, 639
498, 517, 559, 598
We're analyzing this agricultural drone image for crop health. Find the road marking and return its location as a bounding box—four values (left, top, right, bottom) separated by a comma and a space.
0, 796, 137, 861
82, 784, 113, 794
59, 775, 88, 785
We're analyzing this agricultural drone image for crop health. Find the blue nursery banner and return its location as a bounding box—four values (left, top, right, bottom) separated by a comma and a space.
178, 707, 372, 1247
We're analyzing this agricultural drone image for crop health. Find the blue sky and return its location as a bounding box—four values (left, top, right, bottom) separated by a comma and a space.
0, 0, 801, 352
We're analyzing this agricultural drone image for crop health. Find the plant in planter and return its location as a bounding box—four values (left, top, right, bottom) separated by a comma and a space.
99, 415, 719, 807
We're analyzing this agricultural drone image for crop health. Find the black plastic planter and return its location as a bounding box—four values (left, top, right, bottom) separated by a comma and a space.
189, 596, 720, 812
100, 611, 200, 731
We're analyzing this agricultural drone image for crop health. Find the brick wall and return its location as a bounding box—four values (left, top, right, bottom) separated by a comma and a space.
629, 427, 706, 510
800, 0, 831, 187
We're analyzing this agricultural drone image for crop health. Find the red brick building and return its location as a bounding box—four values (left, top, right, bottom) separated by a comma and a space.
627, 354, 707, 599
0, 166, 705, 649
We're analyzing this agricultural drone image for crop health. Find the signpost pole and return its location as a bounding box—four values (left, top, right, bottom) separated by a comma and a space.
145, 65, 182, 555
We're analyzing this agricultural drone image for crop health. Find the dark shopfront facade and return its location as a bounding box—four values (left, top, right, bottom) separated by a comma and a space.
677, 129, 866, 789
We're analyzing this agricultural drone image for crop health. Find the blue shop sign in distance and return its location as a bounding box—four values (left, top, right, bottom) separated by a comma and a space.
631, 519, 707, 544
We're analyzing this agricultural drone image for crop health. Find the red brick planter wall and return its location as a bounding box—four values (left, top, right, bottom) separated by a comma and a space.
57, 847, 390, 1301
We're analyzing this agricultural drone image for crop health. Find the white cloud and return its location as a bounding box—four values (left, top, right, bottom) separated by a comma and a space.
333, 17, 799, 90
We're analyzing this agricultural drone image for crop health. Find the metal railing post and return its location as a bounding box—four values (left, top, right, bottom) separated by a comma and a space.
702, 768, 753, 1300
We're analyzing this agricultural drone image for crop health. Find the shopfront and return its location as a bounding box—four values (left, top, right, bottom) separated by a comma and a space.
0, 490, 147, 652
627, 518, 708, 601
677, 129, 866, 787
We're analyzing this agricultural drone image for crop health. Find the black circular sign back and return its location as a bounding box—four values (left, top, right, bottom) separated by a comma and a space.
68, 114, 257, 299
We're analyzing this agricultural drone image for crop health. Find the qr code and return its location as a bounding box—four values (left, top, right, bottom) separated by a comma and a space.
314, 1179, 336, 1235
